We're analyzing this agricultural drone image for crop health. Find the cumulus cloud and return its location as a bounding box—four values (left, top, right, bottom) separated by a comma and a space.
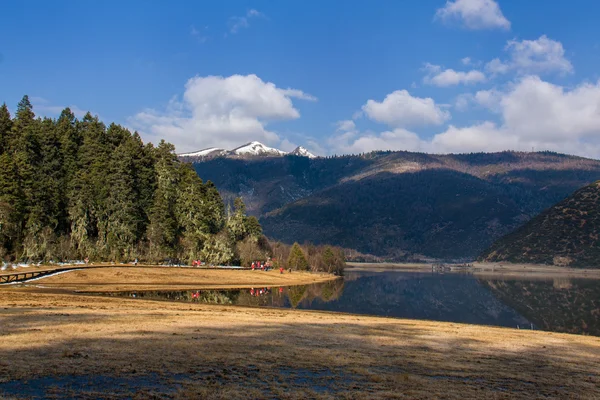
435, 0, 510, 30
435, 77, 600, 156
129, 74, 316, 152
329, 89, 447, 153
362, 90, 450, 128
30, 96, 88, 119
485, 35, 573, 76
332, 128, 426, 154
454, 88, 503, 112
501, 76, 600, 141
330, 77, 600, 158
423, 63, 486, 87
229, 9, 265, 34
335, 120, 356, 132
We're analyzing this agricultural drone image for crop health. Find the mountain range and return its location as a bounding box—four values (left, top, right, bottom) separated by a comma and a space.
178, 141, 316, 160
480, 181, 600, 267
187, 146, 600, 260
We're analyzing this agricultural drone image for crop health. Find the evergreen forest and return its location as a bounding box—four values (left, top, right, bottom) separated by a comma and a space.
0, 96, 263, 264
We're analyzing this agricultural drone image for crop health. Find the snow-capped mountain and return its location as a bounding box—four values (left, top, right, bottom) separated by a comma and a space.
178, 141, 317, 159
232, 141, 287, 156
178, 147, 227, 158
289, 146, 316, 158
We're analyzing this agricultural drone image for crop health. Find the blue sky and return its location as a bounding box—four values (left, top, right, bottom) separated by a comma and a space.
2, 0, 600, 157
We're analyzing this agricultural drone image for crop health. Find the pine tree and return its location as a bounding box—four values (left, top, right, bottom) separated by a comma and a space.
288, 242, 309, 270
0, 95, 264, 263
147, 140, 180, 260
227, 197, 248, 241
0, 103, 12, 153
103, 143, 139, 260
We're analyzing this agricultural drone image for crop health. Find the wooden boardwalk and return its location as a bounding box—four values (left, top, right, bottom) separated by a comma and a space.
0, 267, 80, 284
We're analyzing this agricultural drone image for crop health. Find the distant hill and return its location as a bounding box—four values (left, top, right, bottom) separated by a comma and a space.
189, 150, 600, 260
480, 181, 600, 268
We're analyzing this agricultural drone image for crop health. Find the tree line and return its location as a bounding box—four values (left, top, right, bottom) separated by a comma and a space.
0, 96, 262, 264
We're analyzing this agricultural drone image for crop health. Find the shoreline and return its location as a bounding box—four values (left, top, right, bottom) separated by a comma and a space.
347, 261, 600, 278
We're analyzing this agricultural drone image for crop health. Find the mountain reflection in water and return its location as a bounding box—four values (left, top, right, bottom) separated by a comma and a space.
100, 271, 600, 336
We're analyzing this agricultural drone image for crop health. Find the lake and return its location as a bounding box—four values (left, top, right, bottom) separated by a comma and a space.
99, 268, 600, 337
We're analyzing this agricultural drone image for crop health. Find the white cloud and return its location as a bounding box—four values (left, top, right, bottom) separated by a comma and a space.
129, 74, 316, 152
423, 63, 486, 87
335, 120, 356, 132
454, 88, 503, 112
461, 57, 472, 66
330, 76, 600, 158
334, 128, 426, 154
474, 88, 503, 111
362, 90, 450, 128
229, 9, 265, 34
485, 35, 573, 76
454, 94, 472, 111
501, 76, 600, 141
485, 58, 510, 75
435, 0, 510, 30
434, 77, 600, 156
30, 96, 88, 119
281, 89, 317, 101
431, 122, 513, 153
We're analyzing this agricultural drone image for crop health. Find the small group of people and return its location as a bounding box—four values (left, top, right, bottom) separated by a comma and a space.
249, 287, 271, 297
251, 258, 273, 271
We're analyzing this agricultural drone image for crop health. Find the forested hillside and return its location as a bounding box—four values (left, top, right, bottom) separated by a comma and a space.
191, 151, 600, 260
0, 96, 262, 264
480, 181, 600, 268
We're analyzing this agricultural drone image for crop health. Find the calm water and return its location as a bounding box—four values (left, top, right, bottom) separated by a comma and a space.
100, 269, 600, 336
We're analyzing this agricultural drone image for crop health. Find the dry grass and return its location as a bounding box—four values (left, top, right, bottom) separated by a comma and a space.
1, 289, 599, 399
3, 267, 336, 292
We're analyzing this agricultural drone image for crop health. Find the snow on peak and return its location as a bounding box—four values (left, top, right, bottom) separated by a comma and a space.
290, 146, 316, 158
179, 147, 226, 157
232, 141, 287, 156
178, 141, 317, 159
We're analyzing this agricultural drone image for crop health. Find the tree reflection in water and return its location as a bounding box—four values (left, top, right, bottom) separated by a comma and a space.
100, 278, 345, 309
480, 277, 600, 336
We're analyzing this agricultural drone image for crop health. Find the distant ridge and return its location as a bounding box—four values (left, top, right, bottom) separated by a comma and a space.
480, 181, 600, 268
190, 150, 600, 260
178, 141, 316, 159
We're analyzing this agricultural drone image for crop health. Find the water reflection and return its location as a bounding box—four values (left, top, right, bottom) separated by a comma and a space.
101, 279, 345, 309
97, 271, 600, 336
480, 277, 600, 336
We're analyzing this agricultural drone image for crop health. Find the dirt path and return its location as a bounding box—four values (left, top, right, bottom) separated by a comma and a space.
1, 290, 599, 399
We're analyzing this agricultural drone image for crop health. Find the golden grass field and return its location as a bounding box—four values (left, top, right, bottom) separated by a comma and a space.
1, 267, 599, 399
15, 267, 336, 292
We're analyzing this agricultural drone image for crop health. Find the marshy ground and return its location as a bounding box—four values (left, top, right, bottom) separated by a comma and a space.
1, 266, 599, 399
